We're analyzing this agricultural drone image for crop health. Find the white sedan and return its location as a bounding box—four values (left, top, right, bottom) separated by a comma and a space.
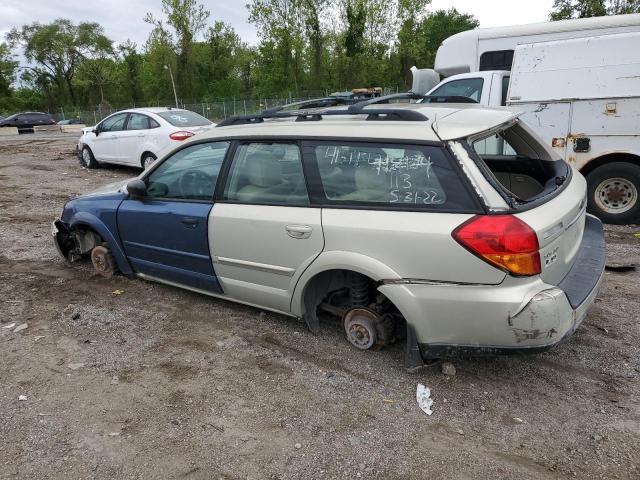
77, 107, 214, 169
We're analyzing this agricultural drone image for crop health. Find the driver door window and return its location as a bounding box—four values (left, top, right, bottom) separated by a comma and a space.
146, 141, 230, 201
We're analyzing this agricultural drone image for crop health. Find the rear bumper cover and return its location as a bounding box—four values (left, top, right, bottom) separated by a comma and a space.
380, 215, 606, 367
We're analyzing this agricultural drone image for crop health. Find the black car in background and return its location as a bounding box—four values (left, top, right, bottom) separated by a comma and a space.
0, 112, 56, 132
57, 118, 83, 125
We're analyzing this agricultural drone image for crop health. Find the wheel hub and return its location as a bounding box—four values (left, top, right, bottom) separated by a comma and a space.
91, 245, 116, 278
343, 308, 379, 350
595, 177, 638, 214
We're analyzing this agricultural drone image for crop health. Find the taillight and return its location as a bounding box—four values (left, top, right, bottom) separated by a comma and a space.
169, 130, 195, 141
452, 215, 541, 276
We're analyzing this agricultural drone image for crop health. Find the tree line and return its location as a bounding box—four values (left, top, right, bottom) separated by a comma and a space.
0, 0, 638, 115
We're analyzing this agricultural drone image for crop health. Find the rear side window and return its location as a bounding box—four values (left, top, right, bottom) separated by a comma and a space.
305, 141, 478, 211
223, 143, 309, 206
157, 110, 211, 127
126, 113, 150, 130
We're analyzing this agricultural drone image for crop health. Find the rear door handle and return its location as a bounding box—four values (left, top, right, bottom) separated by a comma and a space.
285, 225, 312, 239
181, 217, 199, 228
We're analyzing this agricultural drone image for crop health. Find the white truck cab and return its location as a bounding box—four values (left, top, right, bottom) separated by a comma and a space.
428, 15, 640, 224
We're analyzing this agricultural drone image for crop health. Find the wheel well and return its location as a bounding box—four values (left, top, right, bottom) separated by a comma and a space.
301, 268, 393, 327
141, 151, 156, 161
579, 153, 640, 177
70, 224, 104, 255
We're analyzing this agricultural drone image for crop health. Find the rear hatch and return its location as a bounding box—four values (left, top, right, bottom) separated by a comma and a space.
459, 119, 587, 285
516, 171, 586, 285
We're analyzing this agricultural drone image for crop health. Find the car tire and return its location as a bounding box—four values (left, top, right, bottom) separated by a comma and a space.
80, 146, 99, 169
586, 162, 640, 225
141, 152, 157, 170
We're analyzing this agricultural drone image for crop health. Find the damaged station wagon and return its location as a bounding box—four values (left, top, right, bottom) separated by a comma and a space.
53, 103, 606, 368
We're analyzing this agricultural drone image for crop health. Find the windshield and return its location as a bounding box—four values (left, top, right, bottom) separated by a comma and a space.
157, 110, 211, 127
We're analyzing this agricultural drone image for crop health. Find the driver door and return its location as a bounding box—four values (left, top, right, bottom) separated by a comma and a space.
117, 141, 230, 292
92, 113, 128, 162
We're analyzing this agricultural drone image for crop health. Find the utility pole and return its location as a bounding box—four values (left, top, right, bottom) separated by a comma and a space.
164, 64, 179, 108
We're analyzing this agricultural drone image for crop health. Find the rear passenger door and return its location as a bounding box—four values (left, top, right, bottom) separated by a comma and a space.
209, 142, 324, 313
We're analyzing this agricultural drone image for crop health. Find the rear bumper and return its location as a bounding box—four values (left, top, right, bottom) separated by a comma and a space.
379, 215, 606, 366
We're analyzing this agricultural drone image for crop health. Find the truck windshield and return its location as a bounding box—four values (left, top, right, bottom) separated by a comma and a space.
428, 78, 484, 102
470, 121, 569, 204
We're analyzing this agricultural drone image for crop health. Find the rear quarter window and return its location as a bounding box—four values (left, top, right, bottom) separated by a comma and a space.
303, 141, 479, 212
157, 110, 211, 127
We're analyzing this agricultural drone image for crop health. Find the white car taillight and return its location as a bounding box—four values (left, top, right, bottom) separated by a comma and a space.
169, 131, 195, 141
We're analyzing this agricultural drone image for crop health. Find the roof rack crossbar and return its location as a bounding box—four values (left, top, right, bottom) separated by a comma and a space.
351, 92, 426, 109
216, 105, 428, 127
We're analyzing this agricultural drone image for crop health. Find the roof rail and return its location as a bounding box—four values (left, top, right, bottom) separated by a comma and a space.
216, 104, 428, 127
262, 96, 352, 115
351, 92, 426, 108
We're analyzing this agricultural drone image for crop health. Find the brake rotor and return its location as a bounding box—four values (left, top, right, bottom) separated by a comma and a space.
90, 245, 116, 278
343, 308, 380, 350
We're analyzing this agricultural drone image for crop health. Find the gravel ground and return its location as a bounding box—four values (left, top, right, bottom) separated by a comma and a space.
0, 134, 639, 479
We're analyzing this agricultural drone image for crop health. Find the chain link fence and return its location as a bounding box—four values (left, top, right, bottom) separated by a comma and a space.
48, 89, 400, 125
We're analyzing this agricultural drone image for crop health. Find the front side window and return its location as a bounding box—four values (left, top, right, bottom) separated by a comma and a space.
126, 113, 150, 130
429, 78, 484, 102
145, 141, 230, 201
223, 143, 309, 206
100, 113, 127, 132
308, 141, 477, 211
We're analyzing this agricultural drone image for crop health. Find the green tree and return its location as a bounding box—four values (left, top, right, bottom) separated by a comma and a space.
415, 9, 479, 69
118, 41, 144, 104
396, 0, 431, 88
145, 0, 210, 100
7, 19, 113, 105
0, 43, 17, 97
248, 0, 306, 95
550, 0, 640, 19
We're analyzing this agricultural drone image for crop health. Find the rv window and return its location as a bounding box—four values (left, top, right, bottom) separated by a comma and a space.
480, 50, 514, 71
429, 78, 484, 102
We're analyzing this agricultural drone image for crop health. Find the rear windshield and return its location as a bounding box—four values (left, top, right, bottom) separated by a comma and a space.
470, 121, 569, 204
157, 110, 211, 127
305, 141, 479, 212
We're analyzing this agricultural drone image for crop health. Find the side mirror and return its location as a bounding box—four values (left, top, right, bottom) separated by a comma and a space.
92, 127, 100, 136
126, 179, 147, 198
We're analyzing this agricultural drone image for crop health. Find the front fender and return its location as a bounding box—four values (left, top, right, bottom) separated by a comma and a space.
69, 211, 133, 274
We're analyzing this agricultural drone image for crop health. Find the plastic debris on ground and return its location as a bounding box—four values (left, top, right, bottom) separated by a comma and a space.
416, 383, 434, 416
112, 289, 124, 295
18, 395, 27, 401
2, 322, 16, 329
13, 323, 28, 333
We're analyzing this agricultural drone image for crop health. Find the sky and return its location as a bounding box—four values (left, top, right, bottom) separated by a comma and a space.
0, 0, 556, 53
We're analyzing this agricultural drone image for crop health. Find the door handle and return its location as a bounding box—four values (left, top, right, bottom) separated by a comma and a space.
137, 133, 145, 137
285, 225, 312, 239
181, 217, 199, 228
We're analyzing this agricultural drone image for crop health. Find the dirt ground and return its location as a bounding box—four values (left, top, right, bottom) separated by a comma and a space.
0, 134, 639, 480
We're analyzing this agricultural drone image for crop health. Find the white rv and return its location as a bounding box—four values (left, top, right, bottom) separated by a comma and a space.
427, 15, 640, 224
